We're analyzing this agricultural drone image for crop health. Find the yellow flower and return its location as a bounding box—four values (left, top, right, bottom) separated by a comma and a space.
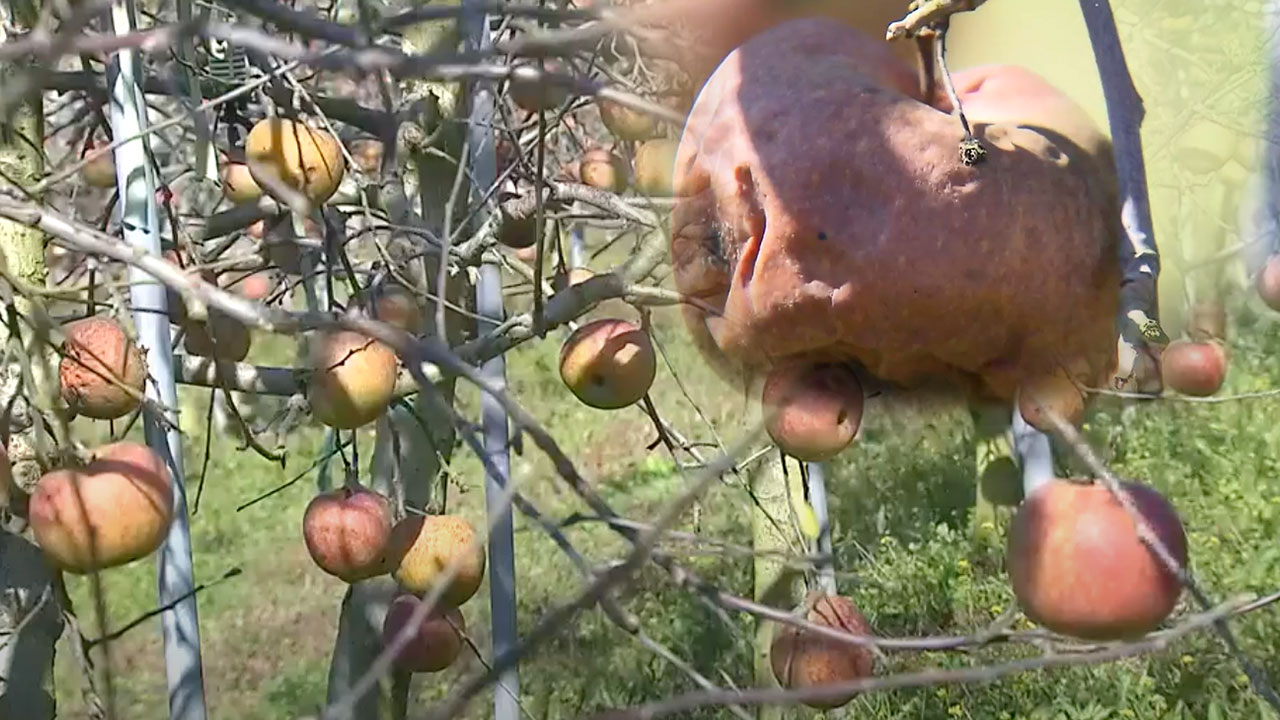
1180, 654, 1194, 665
948, 705, 963, 717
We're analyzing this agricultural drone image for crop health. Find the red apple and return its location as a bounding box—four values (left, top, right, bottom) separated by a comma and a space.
1007, 478, 1187, 640
761, 363, 864, 462
1257, 253, 1280, 312
59, 315, 147, 421
302, 484, 393, 583
28, 442, 174, 573
558, 319, 657, 410
380, 594, 466, 673
1160, 339, 1227, 397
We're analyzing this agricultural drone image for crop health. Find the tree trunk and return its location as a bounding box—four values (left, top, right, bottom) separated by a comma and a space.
751, 453, 805, 720
0, 10, 64, 715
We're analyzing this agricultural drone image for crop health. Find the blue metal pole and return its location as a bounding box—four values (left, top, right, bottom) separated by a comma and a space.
106, 2, 208, 718
804, 463, 837, 595
463, 3, 519, 718
1011, 405, 1054, 498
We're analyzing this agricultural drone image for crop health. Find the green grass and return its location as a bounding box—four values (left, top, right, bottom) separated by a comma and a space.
46, 280, 1280, 720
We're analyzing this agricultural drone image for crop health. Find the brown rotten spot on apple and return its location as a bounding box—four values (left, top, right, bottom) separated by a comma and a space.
669, 19, 1121, 406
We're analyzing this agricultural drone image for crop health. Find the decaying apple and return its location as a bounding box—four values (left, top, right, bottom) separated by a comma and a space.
770, 593, 875, 709
59, 315, 147, 421
670, 19, 1119, 405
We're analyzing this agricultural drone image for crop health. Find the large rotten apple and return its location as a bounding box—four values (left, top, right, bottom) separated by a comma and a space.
669, 19, 1120, 403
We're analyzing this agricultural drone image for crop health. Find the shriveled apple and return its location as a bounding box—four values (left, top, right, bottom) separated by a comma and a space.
633, 139, 679, 197
558, 318, 656, 410
302, 484, 393, 583
388, 514, 486, 607
598, 98, 658, 141
380, 594, 466, 673
770, 593, 875, 709
669, 20, 1119, 403
307, 329, 399, 429
220, 160, 263, 205
1160, 339, 1227, 397
1256, 253, 1280, 312
371, 284, 425, 335
578, 148, 628, 193
1016, 371, 1086, 434
246, 117, 346, 204
28, 441, 174, 573
59, 315, 147, 420
1007, 478, 1187, 640
183, 311, 252, 363
761, 363, 864, 462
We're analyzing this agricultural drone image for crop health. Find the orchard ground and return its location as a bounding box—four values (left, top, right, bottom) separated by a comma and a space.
50, 234, 1280, 719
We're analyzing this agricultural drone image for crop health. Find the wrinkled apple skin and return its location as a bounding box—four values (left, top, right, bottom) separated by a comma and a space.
670, 19, 1119, 403
59, 316, 148, 421
770, 594, 875, 709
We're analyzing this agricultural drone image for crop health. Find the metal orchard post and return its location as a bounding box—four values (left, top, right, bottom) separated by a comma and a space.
106, 0, 208, 718
463, 2, 520, 718
804, 463, 837, 594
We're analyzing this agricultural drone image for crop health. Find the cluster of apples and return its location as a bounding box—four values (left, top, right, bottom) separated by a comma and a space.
495, 78, 681, 260
302, 487, 484, 673
15, 316, 173, 573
